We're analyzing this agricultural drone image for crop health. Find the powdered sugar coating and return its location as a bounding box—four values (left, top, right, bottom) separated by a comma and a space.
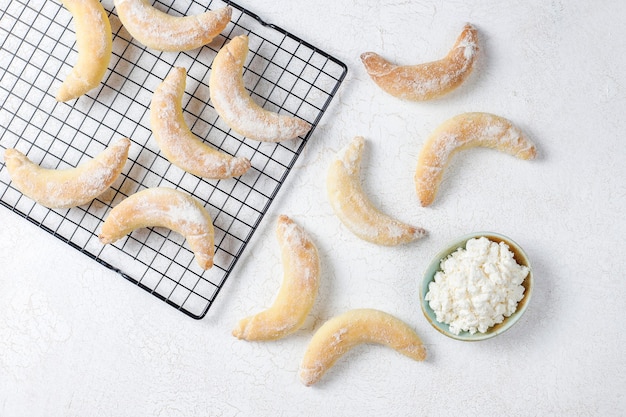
299, 309, 426, 386
232, 215, 320, 341
56, 0, 112, 101
361, 24, 478, 101
114, 0, 231, 52
209, 35, 311, 142
4, 137, 130, 209
150, 67, 250, 179
327, 136, 426, 246
99, 187, 215, 269
414, 112, 537, 206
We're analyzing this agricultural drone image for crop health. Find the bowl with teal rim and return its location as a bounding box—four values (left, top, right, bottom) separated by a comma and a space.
419, 232, 533, 341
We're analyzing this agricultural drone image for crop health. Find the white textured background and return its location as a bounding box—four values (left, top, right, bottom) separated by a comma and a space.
1, 0, 625, 415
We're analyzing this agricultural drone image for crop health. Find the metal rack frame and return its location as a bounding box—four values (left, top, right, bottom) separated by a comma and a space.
0, 0, 347, 318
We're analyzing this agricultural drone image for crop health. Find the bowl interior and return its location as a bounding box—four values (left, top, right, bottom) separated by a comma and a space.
419, 232, 533, 341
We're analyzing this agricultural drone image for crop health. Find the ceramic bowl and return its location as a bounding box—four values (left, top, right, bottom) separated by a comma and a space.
419, 232, 533, 341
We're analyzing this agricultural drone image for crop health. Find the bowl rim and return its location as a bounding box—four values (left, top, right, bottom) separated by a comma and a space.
419, 231, 533, 341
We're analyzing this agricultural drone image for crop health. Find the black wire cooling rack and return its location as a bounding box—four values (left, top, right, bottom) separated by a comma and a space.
0, 0, 347, 318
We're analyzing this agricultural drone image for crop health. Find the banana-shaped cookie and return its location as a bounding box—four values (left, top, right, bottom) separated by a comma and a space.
361, 24, 478, 101
233, 215, 320, 341
327, 136, 426, 245
114, 0, 231, 51
209, 35, 312, 142
56, 0, 112, 101
299, 309, 427, 386
99, 187, 215, 269
4, 137, 130, 209
150, 67, 251, 179
414, 112, 537, 206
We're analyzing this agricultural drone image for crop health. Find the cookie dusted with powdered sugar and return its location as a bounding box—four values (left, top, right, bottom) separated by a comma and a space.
361, 24, 479, 101
414, 112, 537, 206
209, 35, 311, 142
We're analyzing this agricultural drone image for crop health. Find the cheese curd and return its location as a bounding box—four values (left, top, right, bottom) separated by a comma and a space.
425, 237, 529, 335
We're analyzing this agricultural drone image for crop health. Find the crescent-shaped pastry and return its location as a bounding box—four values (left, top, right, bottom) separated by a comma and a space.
360, 24, 478, 101
327, 136, 426, 246
299, 309, 427, 386
114, 0, 231, 52
56, 0, 112, 102
414, 112, 537, 206
233, 215, 320, 341
209, 35, 312, 142
99, 187, 215, 269
150, 66, 251, 179
4, 137, 130, 209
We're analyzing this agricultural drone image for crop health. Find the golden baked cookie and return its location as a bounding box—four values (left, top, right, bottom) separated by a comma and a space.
209, 35, 312, 142
414, 112, 537, 206
150, 66, 251, 179
327, 136, 426, 246
56, 0, 112, 101
299, 309, 427, 386
114, 0, 231, 51
4, 137, 130, 209
233, 215, 320, 341
99, 187, 215, 269
361, 24, 478, 101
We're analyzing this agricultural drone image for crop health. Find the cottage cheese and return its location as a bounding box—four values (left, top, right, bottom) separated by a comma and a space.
425, 237, 529, 335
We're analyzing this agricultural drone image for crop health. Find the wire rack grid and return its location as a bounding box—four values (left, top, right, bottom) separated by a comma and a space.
0, 0, 347, 318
